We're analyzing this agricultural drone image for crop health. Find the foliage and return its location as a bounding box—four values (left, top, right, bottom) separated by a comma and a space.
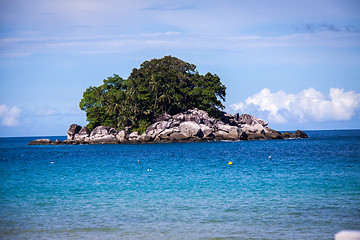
79, 56, 226, 132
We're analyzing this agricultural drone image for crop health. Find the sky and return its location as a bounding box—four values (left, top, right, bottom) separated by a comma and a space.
0, 0, 360, 137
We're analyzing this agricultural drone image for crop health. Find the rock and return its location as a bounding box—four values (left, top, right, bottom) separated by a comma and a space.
199, 124, 213, 138
67, 124, 82, 140
242, 123, 266, 134
282, 130, 309, 139
138, 132, 152, 142
91, 135, 119, 144
145, 129, 163, 141
179, 121, 202, 138
128, 131, 139, 139
169, 132, 188, 142
109, 128, 118, 135
74, 126, 90, 141
158, 128, 176, 139
215, 124, 242, 140
296, 130, 308, 138
246, 132, 267, 140
154, 113, 171, 122
282, 132, 297, 139
264, 128, 284, 139
90, 126, 111, 139
28, 139, 53, 145
128, 132, 140, 143
28, 109, 309, 145
146, 121, 172, 133
237, 114, 268, 127
173, 109, 215, 126
116, 130, 127, 143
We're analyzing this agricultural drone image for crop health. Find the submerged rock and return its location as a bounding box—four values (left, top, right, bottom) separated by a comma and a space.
28, 109, 308, 145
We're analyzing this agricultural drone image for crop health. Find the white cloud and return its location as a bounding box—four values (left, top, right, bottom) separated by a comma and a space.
0, 104, 22, 126
35, 105, 57, 116
230, 88, 360, 123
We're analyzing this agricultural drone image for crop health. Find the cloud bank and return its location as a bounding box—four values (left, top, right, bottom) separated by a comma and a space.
0, 104, 22, 126
230, 88, 360, 124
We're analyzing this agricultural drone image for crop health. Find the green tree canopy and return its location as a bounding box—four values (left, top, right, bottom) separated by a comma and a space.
79, 56, 226, 133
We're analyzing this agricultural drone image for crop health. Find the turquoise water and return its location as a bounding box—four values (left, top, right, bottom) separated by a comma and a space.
0, 130, 359, 239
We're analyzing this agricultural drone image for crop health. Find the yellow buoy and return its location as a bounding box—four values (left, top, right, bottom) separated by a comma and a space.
228, 161, 233, 165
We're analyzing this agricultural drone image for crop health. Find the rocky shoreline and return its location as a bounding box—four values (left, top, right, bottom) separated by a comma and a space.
28, 109, 308, 145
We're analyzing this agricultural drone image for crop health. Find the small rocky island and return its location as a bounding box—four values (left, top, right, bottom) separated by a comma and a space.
28, 57, 308, 145
29, 109, 308, 145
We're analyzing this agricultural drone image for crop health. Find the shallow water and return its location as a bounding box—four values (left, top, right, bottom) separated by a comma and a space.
1, 130, 359, 239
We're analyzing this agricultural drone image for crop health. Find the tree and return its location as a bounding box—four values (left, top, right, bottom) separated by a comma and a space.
79, 56, 226, 132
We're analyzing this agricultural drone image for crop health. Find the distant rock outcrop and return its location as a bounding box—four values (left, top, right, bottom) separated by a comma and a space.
28, 109, 308, 145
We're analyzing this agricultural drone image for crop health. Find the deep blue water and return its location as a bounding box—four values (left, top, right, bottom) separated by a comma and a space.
0, 130, 359, 240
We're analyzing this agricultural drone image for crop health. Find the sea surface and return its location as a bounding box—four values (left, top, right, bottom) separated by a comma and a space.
0, 130, 359, 240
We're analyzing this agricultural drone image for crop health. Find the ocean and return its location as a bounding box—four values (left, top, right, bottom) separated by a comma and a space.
0, 130, 359, 239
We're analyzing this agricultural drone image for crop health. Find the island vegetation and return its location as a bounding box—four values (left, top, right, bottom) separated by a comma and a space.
79, 56, 226, 133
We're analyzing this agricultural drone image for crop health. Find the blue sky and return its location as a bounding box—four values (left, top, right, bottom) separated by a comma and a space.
1, 0, 360, 136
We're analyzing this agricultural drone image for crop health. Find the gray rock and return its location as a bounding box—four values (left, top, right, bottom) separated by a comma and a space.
128, 131, 139, 139
90, 126, 111, 139
74, 126, 90, 141
158, 128, 176, 139
179, 121, 202, 138
169, 132, 188, 142
67, 124, 82, 140
116, 130, 127, 143
199, 124, 213, 138
138, 133, 152, 142
237, 114, 268, 127
91, 135, 119, 144
146, 121, 172, 133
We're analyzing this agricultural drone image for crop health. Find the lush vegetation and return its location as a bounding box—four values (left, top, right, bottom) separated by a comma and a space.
79, 56, 226, 133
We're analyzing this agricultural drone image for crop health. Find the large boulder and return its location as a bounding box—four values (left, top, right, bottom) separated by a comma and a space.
128, 131, 140, 143
158, 128, 177, 140
169, 132, 188, 142
138, 132, 152, 143
173, 109, 216, 127
237, 114, 268, 127
90, 126, 111, 139
295, 130, 308, 138
214, 124, 242, 140
179, 121, 202, 138
116, 130, 127, 143
90, 135, 119, 144
264, 128, 284, 139
67, 124, 82, 140
146, 121, 173, 133
199, 124, 213, 138
74, 126, 90, 142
